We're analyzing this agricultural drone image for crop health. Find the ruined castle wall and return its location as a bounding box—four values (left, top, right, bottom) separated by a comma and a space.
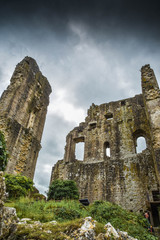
63, 94, 152, 164
51, 94, 158, 211
51, 149, 157, 211
0, 57, 52, 179
51, 65, 160, 211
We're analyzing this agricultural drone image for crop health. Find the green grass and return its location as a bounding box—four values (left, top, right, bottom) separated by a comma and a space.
5, 198, 158, 240
5, 197, 89, 222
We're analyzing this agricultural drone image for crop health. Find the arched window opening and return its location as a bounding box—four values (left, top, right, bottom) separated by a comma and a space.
104, 142, 110, 157
136, 136, 147, 153
75, 142, 85, 161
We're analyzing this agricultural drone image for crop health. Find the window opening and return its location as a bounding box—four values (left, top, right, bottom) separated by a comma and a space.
152, 191, 160, 201
89, 122, 97, 130
105, 113, 113, 120
136, 136, 147, 153
121, 100, 126, 106
106, 147, 110, 157
104, 142, 110, 157
75, 142, 84, 161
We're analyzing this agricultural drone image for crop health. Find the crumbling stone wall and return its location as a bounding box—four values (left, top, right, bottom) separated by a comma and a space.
0, 57, 52, 179
51, 65, 160, 212
0, 171, 17, 237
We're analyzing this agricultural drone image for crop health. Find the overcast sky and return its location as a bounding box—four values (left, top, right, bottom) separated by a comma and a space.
1, 0, 160, 194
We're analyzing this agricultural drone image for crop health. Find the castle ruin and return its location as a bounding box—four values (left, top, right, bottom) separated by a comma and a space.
51, 65, 160, 226
0, 57, 52, 179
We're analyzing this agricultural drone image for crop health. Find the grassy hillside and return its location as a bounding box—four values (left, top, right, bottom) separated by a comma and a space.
5, 198, 158, 240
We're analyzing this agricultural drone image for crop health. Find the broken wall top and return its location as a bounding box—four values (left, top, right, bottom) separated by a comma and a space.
63, 64, 160, 165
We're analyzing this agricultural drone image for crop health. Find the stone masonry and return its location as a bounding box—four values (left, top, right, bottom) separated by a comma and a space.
51, 65, 160, 216
0, 57, 52, 179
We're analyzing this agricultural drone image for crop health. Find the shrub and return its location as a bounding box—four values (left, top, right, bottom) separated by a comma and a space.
54, 207, 81, 221
0, 131, 8, 171
47, 180, 79, 200
4, 173, 34, 199
90, 201, 157, 240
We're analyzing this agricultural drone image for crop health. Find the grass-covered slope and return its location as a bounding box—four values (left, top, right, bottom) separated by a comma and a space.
5, 198, 158, 240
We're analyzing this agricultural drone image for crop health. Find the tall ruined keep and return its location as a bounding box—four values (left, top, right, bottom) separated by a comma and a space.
0, 57, 52, 179
51, 65, 160, 225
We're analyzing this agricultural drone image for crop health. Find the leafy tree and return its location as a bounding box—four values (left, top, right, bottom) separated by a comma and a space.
4, 173, 34, 199
47, 179, 79, 200
0, 131, 8, 171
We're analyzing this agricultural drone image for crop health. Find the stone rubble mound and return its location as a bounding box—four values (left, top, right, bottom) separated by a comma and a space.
71, 217, 138, 240
0, 172, 18, 238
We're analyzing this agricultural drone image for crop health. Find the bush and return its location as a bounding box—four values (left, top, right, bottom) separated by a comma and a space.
4, 174, 34, 199
90, 201, 157, 240
54, 207, 81, 221
47, 180, 79, 200
0, 131, 8, 171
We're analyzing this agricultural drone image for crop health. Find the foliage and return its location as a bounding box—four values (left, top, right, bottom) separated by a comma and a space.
0, 131, 8, 171
90, 201, 157, 240
4, 174, 34, 199
47, 179, 79, 200
54, 207, 81, 221
29, 186, 46, 200
4, 198, 158, 240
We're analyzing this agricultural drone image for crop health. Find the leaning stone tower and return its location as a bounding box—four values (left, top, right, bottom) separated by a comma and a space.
0, 57, 52, 179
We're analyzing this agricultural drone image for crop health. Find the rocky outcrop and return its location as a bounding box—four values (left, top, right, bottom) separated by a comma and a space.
0, 57, 52, 179
0, 171, 6, 236
0, 172, 18, 238
71, 217, 96, 239
71, 217, 138, 240
8, 216, 138, 240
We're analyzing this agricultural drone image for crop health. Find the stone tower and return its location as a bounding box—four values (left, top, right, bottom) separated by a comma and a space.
0, 57, 52, 179
51, 65, 160, 226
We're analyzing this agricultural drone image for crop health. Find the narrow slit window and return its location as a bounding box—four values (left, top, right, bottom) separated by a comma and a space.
104, 142, 110, 157
106, 147, 110, 157
136, 136, 147, 153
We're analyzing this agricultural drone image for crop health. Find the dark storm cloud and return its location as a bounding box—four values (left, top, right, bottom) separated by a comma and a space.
1, 0, 160, 40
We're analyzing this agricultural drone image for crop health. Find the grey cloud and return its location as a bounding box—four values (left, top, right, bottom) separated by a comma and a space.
0, 68, 3, 81
33, 114, 75, 193
40, 114, 74, 158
